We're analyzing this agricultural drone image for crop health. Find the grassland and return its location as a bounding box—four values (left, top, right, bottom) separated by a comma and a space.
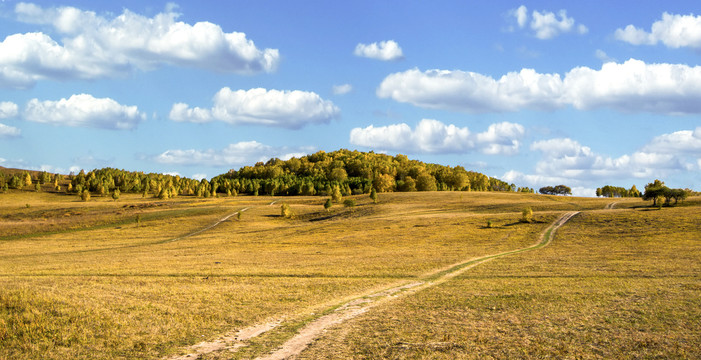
0, 189, 698, 359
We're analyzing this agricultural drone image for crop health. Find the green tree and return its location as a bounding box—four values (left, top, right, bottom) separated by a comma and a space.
331, 185, 342, 203
112, 189, 120, 201
9, 175, 22, 189
369, 187, 378, 204
343, 199, 356, 207
81, 189, 91, 202
643, 180, 667, 207
324, 198, 333, 211
520, 207, 533, 223
416, 173, 437, 191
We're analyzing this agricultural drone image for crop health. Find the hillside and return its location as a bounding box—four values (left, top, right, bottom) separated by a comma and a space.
212, 149, 526, 196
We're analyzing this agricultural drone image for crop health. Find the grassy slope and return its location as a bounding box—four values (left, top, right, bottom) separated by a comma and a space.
300, 200, 701, 359
1, 190, 697, 359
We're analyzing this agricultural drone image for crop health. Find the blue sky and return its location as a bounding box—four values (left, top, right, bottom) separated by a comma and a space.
0, 0, 700, 196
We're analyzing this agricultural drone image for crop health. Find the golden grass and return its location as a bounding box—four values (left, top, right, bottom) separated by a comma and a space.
2, 190, 696, 359
300, 201, 701, 359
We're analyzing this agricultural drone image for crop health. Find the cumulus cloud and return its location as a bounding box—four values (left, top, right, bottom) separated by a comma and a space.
0, 123, 21, 138
332, 84, 353, 95
378, 59, 701, 114
349, 119, 524, 155
170, 87, 339, 129
615, 12, 701, 48
642, 127, 701, 154
354, 40, 404, 61
0, 102, 19, 118
0, 3, 279, 88
23, 94, 146, 130
510, 5, 588, 39
503, 129, 701, 193
153, 141, 314, 167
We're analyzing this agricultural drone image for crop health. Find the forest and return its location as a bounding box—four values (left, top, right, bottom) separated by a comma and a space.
0, 150, 524, 199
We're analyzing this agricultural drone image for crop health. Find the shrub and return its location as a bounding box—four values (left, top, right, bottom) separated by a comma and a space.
520, 207, 533, 223
324, 198, 332, 211
343, 199, 356, 208
81, 189, 91, 202
281, 203, 293, 218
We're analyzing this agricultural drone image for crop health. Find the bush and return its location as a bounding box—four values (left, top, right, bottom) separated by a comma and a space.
520, 207, 533, 223
486, 220, 493, 228
281, 203, 293, 218
343, 199, 356, 208
81, 189, 91, 202
324, 198, 332, 211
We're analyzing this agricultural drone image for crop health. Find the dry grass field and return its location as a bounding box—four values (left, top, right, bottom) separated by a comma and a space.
0, 189, 698, 359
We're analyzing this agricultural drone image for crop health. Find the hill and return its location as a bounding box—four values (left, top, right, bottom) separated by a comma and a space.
212, 149, 527, 196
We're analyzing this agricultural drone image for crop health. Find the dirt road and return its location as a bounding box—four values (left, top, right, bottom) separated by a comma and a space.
165, 211, 579, 360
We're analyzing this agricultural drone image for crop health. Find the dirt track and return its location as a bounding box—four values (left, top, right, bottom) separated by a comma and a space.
165, 211, 580, 360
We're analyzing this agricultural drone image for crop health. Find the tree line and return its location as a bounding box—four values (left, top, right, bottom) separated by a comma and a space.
596, 185, 641, 198
212, 149, 519, 196
1, 150, 521, 199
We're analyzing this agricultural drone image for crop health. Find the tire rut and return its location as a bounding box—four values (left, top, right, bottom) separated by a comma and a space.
164, 211, 579, 360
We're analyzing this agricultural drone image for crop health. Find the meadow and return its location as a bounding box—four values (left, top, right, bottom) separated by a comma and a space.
0, 189, 698, 359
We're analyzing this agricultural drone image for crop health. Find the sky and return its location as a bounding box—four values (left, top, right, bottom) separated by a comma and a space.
0, 0, 700, 196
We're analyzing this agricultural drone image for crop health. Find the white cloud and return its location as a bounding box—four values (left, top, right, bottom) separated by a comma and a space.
504, 131, 699, 192
377, 67, 565, 112
170, 87, 339, 129
332, 84, 353, 95
23, 94, 146, 130
642, 127, 701, 154
191, 173, 208, 180
509, 5, 587, 39
476, 122, 526, 155
0, 102, 19, 118
349, 119, 524, 155
595, 49, 615, 63
1, 3, 279, 88
615, 12, 701, 48
0, 123, 21, 138
354, 40, 404, 61
378, 59, 701, 115
153, 141, 314, 167
513, 5, 528, 28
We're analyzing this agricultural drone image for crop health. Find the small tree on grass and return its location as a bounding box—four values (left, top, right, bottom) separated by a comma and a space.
332, 185, 343, 203
281, 203, 293, 218
520, 207, 533, 223
81, 189, 91, 202
369, 188, 378, 204
324, 198, 333, 212
343, 199, 356, 208
112, 189, 120, 201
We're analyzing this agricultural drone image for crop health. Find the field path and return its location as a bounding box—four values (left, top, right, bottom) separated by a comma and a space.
605, 201, 617, 209
165, 211, 579, 360
166, 207, 248, 243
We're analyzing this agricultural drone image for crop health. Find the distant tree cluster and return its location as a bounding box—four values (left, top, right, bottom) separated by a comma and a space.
596, 185, 641, 198
642, 180, 691, 207
538, 185, 572, 196
68, 168, 207, 199
211, 149, 517, 197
